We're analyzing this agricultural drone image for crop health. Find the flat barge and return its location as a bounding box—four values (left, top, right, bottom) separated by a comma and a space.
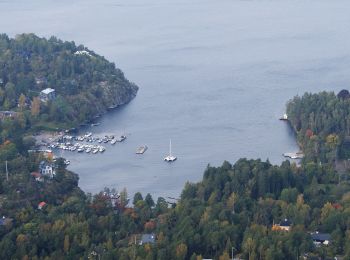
136, 145, 148, 154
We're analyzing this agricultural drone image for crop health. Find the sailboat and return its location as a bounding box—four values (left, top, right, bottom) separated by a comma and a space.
164, 139, 177, 162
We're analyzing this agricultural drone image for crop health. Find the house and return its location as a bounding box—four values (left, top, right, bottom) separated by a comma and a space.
39, 88, 56, 102
74, 50, 92, 56
0, 111, 17, 120
0, 216, 13, 226
31, 172, 43, 182
139, 233, 155, 245
39, 161, 55, 178
272, 218, 292, 231
311, 232, 331, 246
332, 203, 342, 210
35, 77, 47, 85
38, 201, 47, 210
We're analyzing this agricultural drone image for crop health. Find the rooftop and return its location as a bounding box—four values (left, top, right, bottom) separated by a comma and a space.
280, 218, 292, 227
0, 216, 13, 226
31, 172, 42, 178
41, 88, 55, 95
140, 233, 155, 245
311, 232, 331, 242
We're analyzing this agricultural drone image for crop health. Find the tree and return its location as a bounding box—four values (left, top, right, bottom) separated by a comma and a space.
242, 237, 256, 260
18, 93, 26, 111
133, 192, 143, 206
155, 197, 168, 214
176, 243, 188, 260
337, 89, 350, 99
226, 192, 237, 214
63, 235, 70, 253
145, 193, 154, 207
31, 97, 41, 116
219, 251, 230, 260
119, 187, 128, 208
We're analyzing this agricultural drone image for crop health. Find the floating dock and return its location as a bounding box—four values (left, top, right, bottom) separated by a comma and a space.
283, 152, 304, 159
279, 113, 288, 121
136, 145, 148, 154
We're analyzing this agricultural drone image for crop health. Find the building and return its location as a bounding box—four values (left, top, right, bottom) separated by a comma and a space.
0, 111, 17, 120
139, 234, 155, 245
39, 161, 55, 178
38, 201, 47, 210
35, 77, 47, 85
0, 216, 13, 226
74, 50, 91, 56
311, 232, 331, 246
272, 218, 292, 231
39, 88, 56, 102
31, 172, 43, 182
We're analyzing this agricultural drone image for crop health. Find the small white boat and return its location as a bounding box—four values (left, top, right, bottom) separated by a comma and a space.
164, 140, 177, 162
92, 148, 99, 154
85, 148, 91, 153
111, 139, 117, 145
116, 135, 126, 142
99, 147, 105, 153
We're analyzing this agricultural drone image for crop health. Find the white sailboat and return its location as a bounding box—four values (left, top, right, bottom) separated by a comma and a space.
164, 139, 177, 162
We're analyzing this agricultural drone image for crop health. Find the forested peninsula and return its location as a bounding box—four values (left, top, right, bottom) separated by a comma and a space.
1, 34, 350, 259
287, 90, 350, 165
0, 33, 138, 130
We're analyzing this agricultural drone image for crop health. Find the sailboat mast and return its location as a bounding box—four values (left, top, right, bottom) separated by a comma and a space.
169, 139, 172, 156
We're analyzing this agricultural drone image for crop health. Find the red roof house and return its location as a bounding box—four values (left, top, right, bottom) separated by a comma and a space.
38, 201, 47, 210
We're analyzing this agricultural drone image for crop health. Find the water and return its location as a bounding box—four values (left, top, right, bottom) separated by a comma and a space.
1, 0, 350, 198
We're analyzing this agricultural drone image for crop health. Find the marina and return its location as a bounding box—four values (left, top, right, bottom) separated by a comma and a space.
5, 0, 343, 197
40, 132, 126, 155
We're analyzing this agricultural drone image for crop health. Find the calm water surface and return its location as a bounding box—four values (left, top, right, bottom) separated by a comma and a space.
1, 0, 350, 198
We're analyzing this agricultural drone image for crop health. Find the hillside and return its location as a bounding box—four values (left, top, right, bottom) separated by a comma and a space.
0, 33, 138, 129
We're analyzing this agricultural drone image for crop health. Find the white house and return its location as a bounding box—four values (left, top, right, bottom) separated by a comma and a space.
39, 161, 55, 179
39, 88, 56, 102
74, 50, 91, 56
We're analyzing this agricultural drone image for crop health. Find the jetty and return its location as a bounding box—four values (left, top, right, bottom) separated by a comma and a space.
279, 113, 288, 121
283, 152, 304, 159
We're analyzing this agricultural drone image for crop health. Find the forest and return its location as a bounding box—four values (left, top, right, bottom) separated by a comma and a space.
1, 36, 350, 259
287, 90, 350, 163
1, 110, 350, 259
0, 33, 138, 130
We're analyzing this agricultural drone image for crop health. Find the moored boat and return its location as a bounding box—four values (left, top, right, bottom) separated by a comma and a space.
164, 140, 177, 162
115, 135, 126, 142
